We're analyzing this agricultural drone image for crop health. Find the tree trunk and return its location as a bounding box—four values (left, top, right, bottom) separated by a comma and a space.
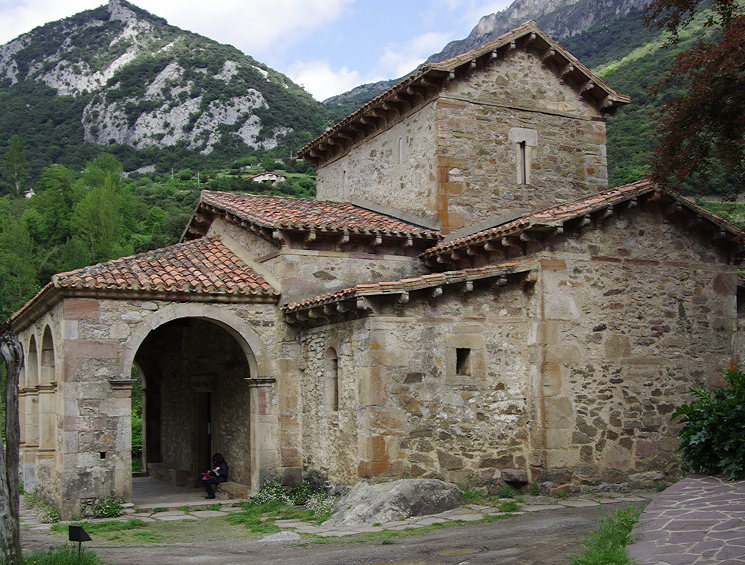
0, 321, 22, 564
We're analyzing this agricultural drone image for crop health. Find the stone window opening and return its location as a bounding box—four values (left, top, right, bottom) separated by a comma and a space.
519, 141, 528, 185
325, 348, 339, 412
508, 127, 537, 186
456, 348, 471, 376
398, 137, 403, 164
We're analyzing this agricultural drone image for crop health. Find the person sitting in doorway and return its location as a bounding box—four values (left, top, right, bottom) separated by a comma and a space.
201, 453, 229, 499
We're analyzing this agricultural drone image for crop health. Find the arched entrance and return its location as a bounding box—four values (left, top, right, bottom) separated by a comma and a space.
134, 318, 253, 487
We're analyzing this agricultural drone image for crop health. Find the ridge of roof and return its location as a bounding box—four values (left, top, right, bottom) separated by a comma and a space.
297, 20, 629, 161
193, 191, 442, 239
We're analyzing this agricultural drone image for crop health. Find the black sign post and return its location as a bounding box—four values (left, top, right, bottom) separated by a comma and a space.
68, 525, 92, 558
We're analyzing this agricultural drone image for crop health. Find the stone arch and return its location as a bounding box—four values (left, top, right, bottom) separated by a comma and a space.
119, 303, 276, 489
26, 334, 38, 387
119, 303, 272, 381
40, 326, 55, 384
325, 347, 339, 412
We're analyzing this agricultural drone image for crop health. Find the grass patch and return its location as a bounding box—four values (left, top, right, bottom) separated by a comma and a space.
22, 545, 107, 565
51, 519, 147, 534
570, 506, 641, 565
460, 486, 485, 504
498, 500, 520, 513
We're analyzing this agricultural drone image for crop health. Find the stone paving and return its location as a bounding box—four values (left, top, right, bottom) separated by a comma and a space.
628, 474, 745, 565
21, 478, 653, 539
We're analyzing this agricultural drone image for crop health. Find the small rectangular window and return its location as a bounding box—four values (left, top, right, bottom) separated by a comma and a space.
456, 348, 471, 375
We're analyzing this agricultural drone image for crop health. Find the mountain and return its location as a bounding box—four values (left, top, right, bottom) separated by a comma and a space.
0, 0, 333, 184
426, 0, 651, 63
324, 0, 653, 122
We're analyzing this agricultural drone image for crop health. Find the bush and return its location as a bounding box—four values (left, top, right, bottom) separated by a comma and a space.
91, 493, 123, 518
673, 366, 745, 480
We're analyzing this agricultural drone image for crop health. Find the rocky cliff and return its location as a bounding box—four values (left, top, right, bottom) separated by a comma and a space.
426, 0, 651, 63
0, 0, 330, 155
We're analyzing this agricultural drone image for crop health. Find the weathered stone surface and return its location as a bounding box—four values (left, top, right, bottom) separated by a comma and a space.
325, 479, 465, 527
501, 468, 529, 484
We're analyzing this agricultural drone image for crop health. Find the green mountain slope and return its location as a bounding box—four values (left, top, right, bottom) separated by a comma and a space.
0, 0, 334, 191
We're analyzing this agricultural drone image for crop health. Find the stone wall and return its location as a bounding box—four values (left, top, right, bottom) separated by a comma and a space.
435, 49, 607, 232
293, 276, 541, 486
316, 102, 438, 221
533, 205, 739, 490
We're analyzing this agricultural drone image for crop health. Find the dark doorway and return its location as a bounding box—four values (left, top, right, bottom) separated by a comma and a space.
134, 318, 252, 487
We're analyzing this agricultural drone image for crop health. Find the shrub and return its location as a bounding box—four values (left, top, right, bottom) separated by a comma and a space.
673, 366, 745, 480
91, 493, 123, 518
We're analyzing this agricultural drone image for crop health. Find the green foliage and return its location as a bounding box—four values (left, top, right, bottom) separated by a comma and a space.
497, 485, 516, 499
91, 493, 124, 519
497, 500, 520, 512
51, 519, 146, 534
21, 490, 60, 523
672, 367, 745, 480
528, 482, 542, 496
22, 545, 107, 565
570, 506, 641, 565
460, 486, 485, 504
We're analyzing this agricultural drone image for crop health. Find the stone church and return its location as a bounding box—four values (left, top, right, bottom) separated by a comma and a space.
11, 21, 745, 519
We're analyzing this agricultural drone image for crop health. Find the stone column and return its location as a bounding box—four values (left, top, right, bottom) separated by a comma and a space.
245, 377, 278, 492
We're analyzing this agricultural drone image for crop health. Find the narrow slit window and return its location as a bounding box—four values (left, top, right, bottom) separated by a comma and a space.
519, 141, 527, 185
398, 137, 403, 164
325, 349, 339, 412
456, 348, 471, 376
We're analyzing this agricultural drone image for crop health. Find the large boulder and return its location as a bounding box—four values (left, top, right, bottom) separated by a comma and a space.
325, 479, 465, 527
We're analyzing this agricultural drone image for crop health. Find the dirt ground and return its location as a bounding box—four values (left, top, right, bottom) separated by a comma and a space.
21, 500, 640, 565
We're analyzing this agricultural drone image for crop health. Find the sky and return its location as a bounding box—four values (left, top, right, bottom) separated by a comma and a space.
0, 0, 515, 101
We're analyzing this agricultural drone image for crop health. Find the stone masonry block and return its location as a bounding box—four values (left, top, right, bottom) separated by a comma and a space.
359, 368, 386, 406
364, 407, 406, 435
64, 340, 118, 360
545, 396, 574, 429
63, 299, 99, 320
358, 435, 388, 462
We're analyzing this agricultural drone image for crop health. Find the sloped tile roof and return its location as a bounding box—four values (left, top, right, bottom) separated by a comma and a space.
52, 235, 277, 295
282, 259, 536, 312
422, 180, 655, 257
298, 20, 628, 161
200, 191, 441, 238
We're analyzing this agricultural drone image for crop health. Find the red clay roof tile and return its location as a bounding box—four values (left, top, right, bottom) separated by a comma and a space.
52, 236, 278, 296
200, 191, 440, 239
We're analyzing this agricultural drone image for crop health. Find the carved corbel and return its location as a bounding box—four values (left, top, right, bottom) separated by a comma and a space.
273, 229, 289, 247
430, 286, 443, 299
461, 280, 474, 294
336, 230, 350, 250
356, 297, 373, 312
520, 271, 538, 289
541, 49, 556, 66
397, 291, 410, 305
403, 236, 413, 248
560, 64, 574, 83
304, 229, 317, 247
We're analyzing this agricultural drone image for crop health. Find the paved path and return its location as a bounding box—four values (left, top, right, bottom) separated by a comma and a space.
628, 474, 745, 565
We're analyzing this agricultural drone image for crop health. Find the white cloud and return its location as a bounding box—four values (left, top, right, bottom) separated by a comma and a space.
148, 0, 354, 60
287, 59, 384, 102
0, 0, 354, 56
378, 31, 452, 77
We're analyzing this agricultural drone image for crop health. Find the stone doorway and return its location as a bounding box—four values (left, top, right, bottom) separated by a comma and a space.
134, 318, 253, 487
